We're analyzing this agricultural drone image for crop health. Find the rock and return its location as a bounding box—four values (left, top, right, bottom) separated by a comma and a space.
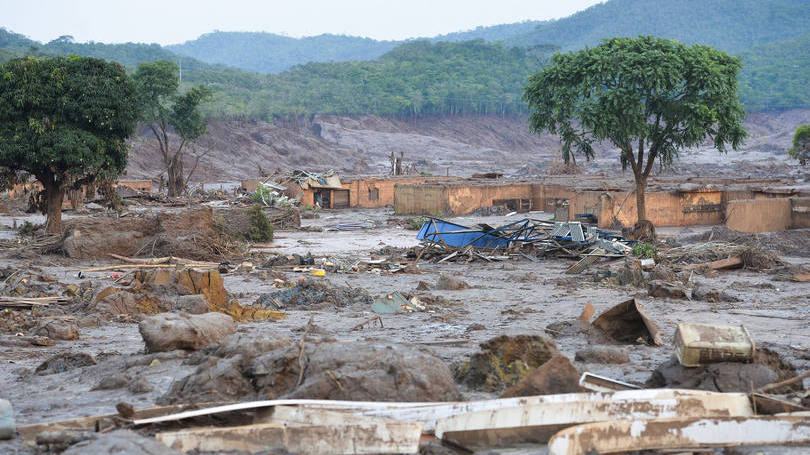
456, 335, 559, 392
647, 280, 690, 299
284, 342, 461, 402
170, 295, 209, 314
159, 355, 254, 405
138, 312, 236, 353
575, 346, 630, 364
210, 328, 292, 360
31, 316, 80, 340
36, 352, 96, 375
436, 273, 470, 290
501, 355, 584, 397
63, 229, 143, 259
647, 357, 778, 392
62, 430, 182, 455
116, 402, 135, 419
161, 340, 461, 404
126, 376, 154, 394
91, 373, 130, 390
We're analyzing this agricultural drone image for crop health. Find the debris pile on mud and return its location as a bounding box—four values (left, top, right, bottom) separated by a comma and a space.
254, 278, 373, 309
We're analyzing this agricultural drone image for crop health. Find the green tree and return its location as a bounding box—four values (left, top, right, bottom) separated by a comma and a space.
0, 56, 138, 233
524, 36, 746, 225
788, 124, 810, 166
133, 60, 211, 197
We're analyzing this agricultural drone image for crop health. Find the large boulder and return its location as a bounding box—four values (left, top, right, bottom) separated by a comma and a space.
455, 335, 559, 392
501, 355, 584, 398
647, 357, 778, 392
161, 340, 461, 404
139, 312, 236, 353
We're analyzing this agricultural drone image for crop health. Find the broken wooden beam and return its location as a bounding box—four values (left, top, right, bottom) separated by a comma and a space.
548, 416, 810, 455
682, 256, 742, 271
156, 419, 423, 454
434, 390, 753, 451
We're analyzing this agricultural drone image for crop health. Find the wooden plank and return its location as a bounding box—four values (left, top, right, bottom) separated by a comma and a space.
434, 390, 753, 451
17, 403, 226, 443
133, 390, 752, 435
548, 416, 810, 455
792, 273, 810, 282
682, 256, 742, 271
156, 419, 423, 454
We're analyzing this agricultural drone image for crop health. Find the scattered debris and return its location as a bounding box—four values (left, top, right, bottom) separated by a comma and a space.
256, 278, 372, 309
35, 352, 96, 375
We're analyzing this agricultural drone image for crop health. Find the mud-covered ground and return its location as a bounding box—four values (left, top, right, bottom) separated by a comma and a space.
1, 207, 809, 454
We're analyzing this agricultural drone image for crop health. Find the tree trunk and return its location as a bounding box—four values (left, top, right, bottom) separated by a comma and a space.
43, 183, 65, 235
167, 158, 185, 197
635, 176, 648, 223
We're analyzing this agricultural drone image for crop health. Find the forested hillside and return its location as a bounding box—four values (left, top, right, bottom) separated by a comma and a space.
739, 33, 810, 111
506, 0, 810, 52
168, 32, 399, 74
2, 0, 810, 118
203, 40, 539, 119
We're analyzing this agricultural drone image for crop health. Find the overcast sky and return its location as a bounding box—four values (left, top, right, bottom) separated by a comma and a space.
2, 0, 604, 45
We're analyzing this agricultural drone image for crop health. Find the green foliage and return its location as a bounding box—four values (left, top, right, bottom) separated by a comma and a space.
788, 124, 810, 165
18, 220, 39, 236
246, 205, 274, 242
0, 56, 138, 191
407, 216, 430, 231
524, 36, 747, 171
632, 242, 657, 259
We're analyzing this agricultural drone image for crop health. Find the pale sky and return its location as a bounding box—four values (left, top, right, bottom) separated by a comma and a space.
2, 0, 604, 45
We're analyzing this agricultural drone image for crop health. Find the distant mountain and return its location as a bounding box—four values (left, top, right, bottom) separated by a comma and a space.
0, 28, 36, 54
167, 32, 400, 74
506, 0, 810, 53
429, 21, 543, 43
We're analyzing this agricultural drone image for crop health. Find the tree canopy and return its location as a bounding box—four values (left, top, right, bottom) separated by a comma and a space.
789, 124, 810, 165
524, 36, 746, 224
0, 56, 139, 232
134, 60, 211, 197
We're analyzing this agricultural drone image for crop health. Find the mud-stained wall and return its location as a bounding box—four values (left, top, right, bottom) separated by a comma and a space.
394, 184, 447, 215
343, 176, 455, 208
791, 198, 810, 228
726, 198, 792, 233
445, 183, 533, 215
598, 190, 724, 228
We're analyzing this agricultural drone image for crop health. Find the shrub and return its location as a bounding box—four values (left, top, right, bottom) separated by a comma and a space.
246, 205, 274, 242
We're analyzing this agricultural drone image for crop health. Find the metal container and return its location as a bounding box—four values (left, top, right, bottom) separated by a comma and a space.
674, 323, 755, 367
0, 399, 14, 440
